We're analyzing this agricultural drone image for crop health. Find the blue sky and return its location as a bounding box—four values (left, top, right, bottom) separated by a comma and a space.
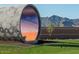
35, 4, 79, 19
0, 4, 79, 19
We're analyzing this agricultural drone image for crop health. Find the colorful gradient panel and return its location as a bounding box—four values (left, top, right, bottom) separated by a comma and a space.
21, 6, 39, 42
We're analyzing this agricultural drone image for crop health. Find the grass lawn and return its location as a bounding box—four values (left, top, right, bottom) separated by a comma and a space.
0, 39, 79, 54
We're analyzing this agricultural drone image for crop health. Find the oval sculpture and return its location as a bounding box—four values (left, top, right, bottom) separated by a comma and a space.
20, 5, 40, 43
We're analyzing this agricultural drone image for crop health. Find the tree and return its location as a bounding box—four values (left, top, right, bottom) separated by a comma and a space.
47, 23, 55, 36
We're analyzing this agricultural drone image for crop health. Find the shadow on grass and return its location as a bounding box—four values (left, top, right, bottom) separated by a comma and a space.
36, 40, 79, 47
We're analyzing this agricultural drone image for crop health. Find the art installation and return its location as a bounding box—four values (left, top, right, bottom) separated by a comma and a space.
20, 5, 40, 43
0, 4, 40, 43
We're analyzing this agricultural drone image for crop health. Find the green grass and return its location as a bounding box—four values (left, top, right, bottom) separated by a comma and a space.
0, 39, 79, 54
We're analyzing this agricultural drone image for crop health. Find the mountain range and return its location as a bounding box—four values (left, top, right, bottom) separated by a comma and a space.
41, 15, 79, 27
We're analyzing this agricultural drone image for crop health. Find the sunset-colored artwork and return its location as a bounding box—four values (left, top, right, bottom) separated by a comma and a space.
21, 6, 39, 42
